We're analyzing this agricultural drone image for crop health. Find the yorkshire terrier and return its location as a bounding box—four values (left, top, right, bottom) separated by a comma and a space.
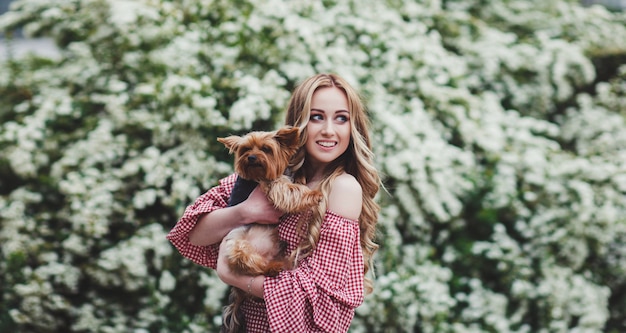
217, 126, 322, 333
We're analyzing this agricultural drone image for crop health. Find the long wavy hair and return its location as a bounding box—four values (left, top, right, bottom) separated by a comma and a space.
284, 73, 380, 294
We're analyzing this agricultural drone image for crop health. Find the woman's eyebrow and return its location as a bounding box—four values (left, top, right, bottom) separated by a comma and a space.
311, 108, 349, 113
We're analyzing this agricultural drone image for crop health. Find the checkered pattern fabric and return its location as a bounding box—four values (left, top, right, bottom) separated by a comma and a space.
167, 173, 365, 333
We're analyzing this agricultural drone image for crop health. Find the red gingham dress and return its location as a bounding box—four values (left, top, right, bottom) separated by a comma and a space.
167, 174, 364, 333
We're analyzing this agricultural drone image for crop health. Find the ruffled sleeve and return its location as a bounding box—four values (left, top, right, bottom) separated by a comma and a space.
166, 174, 237, 269
264, 210, 364, 333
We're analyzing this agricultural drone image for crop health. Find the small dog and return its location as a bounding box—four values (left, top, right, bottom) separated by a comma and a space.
218, 126, 322, 333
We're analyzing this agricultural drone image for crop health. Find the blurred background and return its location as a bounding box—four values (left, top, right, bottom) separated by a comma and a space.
1, 0, 626, 332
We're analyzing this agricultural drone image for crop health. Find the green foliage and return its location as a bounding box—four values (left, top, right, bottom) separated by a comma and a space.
1, 0, 625, 332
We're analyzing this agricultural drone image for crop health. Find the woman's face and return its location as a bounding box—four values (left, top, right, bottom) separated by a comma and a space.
305, 87, 351, 170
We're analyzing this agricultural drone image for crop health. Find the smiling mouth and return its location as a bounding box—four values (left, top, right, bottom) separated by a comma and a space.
317, 141, 337, 148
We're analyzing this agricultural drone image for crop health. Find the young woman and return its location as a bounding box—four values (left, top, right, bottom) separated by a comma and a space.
167, 73, 381, 332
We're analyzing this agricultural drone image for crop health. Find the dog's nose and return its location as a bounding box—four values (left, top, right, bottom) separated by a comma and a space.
248, 155, 257, 162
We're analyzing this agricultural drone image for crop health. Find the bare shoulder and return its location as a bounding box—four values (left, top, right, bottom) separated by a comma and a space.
327, 173, 362, 221
331, 173, 361, 194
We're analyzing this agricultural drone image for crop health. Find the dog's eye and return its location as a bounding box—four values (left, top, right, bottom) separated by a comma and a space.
261, 146, 272, 153
240, 147, 251, 153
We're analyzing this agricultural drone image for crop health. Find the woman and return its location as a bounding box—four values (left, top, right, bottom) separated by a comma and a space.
167, 73, 381, 332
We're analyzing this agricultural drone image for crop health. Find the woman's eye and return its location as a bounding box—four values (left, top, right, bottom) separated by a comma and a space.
336, 115, 349, 123
311, 114, 323, 121
311, 114, 324, 121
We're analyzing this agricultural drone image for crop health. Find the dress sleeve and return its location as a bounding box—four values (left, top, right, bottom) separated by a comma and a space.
166, 174, 236, 269
264, 210, 364, 333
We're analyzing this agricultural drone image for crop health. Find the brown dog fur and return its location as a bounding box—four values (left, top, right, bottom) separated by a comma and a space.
218, 126, 322, 333
217, 126, 323, 214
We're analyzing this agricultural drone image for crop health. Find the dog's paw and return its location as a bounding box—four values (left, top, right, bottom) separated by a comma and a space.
309, 189, 323, 203
294, 189, 323, 210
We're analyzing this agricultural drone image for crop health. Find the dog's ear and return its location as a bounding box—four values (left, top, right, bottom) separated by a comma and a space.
274, 126, 300, 149
217, 136, 241, 154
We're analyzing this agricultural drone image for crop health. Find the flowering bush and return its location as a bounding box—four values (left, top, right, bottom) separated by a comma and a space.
1, 0, 625, 332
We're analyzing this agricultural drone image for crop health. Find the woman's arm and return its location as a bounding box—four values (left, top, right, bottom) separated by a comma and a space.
189, 185, 284, 246
261, 173, 365, 332
188, 205, 247, 246
264, 211, 364, 332
167, 174, 283, 268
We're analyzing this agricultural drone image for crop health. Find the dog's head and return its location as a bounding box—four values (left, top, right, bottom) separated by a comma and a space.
218, 126, 300, 181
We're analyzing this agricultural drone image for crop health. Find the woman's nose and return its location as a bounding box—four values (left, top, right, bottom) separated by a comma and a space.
321, 120, 334, 135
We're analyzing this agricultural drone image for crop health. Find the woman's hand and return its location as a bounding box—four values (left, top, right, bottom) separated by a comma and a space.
240, 186, 284, 225
216, 239, 235, 284
216, 239, 266, 299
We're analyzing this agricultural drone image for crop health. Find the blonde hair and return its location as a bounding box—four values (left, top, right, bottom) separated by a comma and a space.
284, 73, 380, 294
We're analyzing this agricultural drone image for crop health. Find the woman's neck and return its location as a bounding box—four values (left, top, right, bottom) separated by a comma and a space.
304, 165, 324, 189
